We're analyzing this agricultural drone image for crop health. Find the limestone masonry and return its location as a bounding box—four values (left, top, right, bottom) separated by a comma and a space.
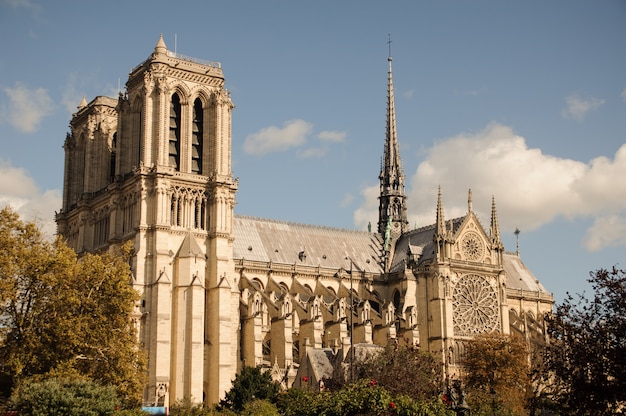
56, 35, 553, 406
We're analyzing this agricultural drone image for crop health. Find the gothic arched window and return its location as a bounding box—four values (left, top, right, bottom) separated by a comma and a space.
109, 132, 117, 183
169, 93, 181, 170
191, 98, 203, 174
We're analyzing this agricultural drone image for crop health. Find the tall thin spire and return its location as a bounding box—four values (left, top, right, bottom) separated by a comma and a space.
490, 196, 501, 243
378, 35, 408, 240
436, 186, 445, 237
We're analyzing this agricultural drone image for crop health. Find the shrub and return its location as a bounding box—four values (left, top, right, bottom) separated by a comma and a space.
9, 378, 119, 416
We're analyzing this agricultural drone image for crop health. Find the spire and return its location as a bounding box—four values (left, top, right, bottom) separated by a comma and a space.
436, 186, 446, 237
468, 188, 473, 212
377, 36, 408, 239
490, 196, 501, 243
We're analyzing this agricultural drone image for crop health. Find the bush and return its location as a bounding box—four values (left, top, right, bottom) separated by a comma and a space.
277, 380, 453, 416
240, 399, 278, 416
9, 378, 119, 416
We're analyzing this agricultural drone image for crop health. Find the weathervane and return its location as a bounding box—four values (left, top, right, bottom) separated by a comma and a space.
514, 228, 520, 256
388, 33, 392, 60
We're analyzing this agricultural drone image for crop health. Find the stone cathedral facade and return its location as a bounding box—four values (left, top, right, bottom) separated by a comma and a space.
56, 36, 553, 406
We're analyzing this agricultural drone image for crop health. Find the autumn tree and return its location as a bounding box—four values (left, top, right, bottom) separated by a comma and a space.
0, 207, 145, 406
544, 267, 626, 415
461, 332, 530, 415
353, 343, 444, 403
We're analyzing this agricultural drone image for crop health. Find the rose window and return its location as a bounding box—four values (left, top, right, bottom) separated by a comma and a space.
461, 231, 484, 261
452, 274, 499, 335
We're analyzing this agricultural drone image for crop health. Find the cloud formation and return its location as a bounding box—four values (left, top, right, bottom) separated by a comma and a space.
243, 120, 347, 157
353, 122, 626, 252
243, 119, 312, 155
0, 161, 61, 238
1, 82, 54, 133
318, 130, 347, 143
562, 94, 604, 121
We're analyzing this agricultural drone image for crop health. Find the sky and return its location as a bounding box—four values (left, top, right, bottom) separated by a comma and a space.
1, 0, 625, 304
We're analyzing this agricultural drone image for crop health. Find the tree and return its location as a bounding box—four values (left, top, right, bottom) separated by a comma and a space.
0, 207, 146, 406
353, 343, 444, 403
219, 366, 280, 412
544, 267, 626, 415
8, 378, 119, 416
461, 332, 530, 415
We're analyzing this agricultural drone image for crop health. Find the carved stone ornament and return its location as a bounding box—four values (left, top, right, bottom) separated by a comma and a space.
452, 274, 499, 335
461, 231, 484, 261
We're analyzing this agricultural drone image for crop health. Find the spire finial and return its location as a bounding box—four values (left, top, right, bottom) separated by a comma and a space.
155, 33, 167, 54
468, 188, 473, 212
514, 228, 521, 256
388, 33, 392, 61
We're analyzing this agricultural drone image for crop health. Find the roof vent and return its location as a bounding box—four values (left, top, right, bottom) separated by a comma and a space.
298, 251, 306, 262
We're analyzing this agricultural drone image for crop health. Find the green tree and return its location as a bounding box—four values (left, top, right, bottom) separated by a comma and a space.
276, 379, 452, 416
461, 332, 530, 415
9, 378, 119, 416
0, 207, 146, 406
353, 343, 444, 402
219, 366, 280, 412
545, 267, 626, 415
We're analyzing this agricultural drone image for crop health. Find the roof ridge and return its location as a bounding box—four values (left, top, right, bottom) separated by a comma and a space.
234, 213, 375, 235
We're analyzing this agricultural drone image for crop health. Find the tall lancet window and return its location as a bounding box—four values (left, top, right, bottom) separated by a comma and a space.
109, 133, 117, 183
191, 98, 203, 174
169, 93, 181, 170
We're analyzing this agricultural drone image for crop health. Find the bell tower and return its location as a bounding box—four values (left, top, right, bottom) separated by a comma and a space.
59, 35, 239, 406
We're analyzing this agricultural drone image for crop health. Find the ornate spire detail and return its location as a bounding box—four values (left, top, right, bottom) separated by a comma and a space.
468, 189, 473, 212
377, 43, 408, 240
490, 196, 499, 240
436, 186, 446, 237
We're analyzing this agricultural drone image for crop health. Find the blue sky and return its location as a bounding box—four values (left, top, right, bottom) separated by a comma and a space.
1, 0, 625, 304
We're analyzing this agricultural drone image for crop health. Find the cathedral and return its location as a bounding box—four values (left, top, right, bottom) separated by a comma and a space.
56, 35, 553, 407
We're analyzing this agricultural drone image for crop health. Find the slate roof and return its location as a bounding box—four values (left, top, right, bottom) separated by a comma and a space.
233, 215, 384, 274
233, 215, 550, 296
503, 253, 550, 294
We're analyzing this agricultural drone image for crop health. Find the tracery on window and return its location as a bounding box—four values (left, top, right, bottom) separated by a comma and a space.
169, 186, 207, 230
452, 274, 499, 336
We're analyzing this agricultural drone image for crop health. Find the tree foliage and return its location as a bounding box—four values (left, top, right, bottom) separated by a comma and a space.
219, 366, 280, 412
276, 379, 453, 416
0, 207, 146, 405
544, 266, 626, 415
353, 343, 444, 402
461, 332, 530, 415
9, 378, 119, 416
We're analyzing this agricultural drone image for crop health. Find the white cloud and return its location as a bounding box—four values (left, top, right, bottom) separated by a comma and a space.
353, 122, 626, 252
339, 193, 354, 208
243, 119, 312, 156
3, 0, 43, 13
561, 94, 604, 121
584, 215, 626, 252
296, 147, 327, 158
1, 82, 54, 133
318, 130, 347, 143
0, 161, 61, 239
